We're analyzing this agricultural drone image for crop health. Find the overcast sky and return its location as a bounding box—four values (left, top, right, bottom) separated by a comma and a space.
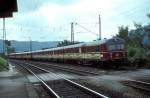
0, 0, 150, 42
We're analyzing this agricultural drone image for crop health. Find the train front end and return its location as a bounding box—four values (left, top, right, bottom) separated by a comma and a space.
100, 37, 127, 65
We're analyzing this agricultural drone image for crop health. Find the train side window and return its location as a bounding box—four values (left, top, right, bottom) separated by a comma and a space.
57, 50, 59, 54
73, 48, 75, 53
66, 49, 68, 53
64, 49, 66, 53
82, 47, 86, 53
76, 48, 78, 53
56, 50, 58, 54
61, 50, 63, 54
96, 46, 100, 52
69, 48, 72, 53
71, 48, 73, 53
64, 49, 68, 53
65, 49, 67, 53
79, 47, 82, 53
72, 48, 78, 53
86, 46, 91, 52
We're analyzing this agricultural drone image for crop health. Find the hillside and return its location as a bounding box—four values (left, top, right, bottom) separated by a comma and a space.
0, 40, 60, 53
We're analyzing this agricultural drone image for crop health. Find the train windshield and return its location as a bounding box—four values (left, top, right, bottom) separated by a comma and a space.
108, 44, 124, 51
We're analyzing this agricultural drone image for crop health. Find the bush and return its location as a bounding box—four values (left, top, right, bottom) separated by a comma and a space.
0, 57, 7, 71
128, 47, 137, 57
146, 50, 150, 62
127, 46, 147, 66
134, 48, 146, 59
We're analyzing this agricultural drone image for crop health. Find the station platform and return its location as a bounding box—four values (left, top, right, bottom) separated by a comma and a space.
0, 63, 38, 98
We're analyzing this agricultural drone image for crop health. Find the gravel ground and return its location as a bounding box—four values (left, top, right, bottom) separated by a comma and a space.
73, 69, 150, 98
33, 62, 150, 98
10, 60, 150, 98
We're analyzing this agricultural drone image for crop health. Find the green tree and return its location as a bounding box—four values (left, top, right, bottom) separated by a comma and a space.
132, 22, 144, 47
147, 14, 150, 19
133, 22, 142, 29
116, 25, 129, 42
57, 40, 72, 47
7, 47, 15, 54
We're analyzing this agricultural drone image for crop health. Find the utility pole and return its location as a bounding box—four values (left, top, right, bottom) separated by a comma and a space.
3, 18, 5, 54
71, 22, 74, 44
3, 18, 8, 56
99, 14, 101, 40
29, 37, 32, 59
3, 18, 9, 66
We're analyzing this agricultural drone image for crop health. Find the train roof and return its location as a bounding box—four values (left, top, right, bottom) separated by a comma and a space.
9, 37, 125, 55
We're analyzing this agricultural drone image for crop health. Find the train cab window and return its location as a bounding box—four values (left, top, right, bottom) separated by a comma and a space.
120, 44, 124, 49
109, 44, 124, 51
108, 45, 116, 51
116, 44, 124, 50
121, 44, 124, 49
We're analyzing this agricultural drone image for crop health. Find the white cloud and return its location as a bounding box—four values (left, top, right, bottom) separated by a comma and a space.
1, 0, 149, 41
31, 0, 118, 41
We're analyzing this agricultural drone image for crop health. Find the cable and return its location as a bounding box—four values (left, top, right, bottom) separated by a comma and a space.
75, 23, 98, 36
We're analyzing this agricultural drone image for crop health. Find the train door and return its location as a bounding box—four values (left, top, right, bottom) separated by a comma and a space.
100, 44, 109, 61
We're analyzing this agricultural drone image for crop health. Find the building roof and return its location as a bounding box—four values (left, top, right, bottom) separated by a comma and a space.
0, 0, 18, 18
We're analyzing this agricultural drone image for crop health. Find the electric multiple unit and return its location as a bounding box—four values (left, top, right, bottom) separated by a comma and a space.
9, 37, 127, 66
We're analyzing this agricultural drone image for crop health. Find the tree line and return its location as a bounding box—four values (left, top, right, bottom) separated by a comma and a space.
117, 14, 150, 65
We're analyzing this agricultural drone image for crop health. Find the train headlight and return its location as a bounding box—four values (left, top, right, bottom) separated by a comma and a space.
100, 54, 103, 58
116, 53, 119, 57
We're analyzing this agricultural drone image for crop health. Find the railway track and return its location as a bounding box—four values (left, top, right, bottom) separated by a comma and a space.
13, 61, 108, 98
13, 60, 100, 76
122, 79, 150, 94
32, 61, 100, 75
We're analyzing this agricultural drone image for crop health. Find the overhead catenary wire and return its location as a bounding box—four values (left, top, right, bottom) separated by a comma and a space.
75, 23, 99, 36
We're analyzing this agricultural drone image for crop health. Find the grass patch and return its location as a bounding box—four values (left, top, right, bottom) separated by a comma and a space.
0, 57, 7, 71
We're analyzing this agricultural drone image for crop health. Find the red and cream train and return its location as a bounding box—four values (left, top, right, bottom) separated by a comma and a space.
9, 37, 127, 67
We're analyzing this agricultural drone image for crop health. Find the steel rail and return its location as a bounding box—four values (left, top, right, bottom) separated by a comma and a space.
30, 61, 99, 75
127, 79, 150, 85
123, 79, 150, 92
22, 61, 109, 98
18, 64, 61, 98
